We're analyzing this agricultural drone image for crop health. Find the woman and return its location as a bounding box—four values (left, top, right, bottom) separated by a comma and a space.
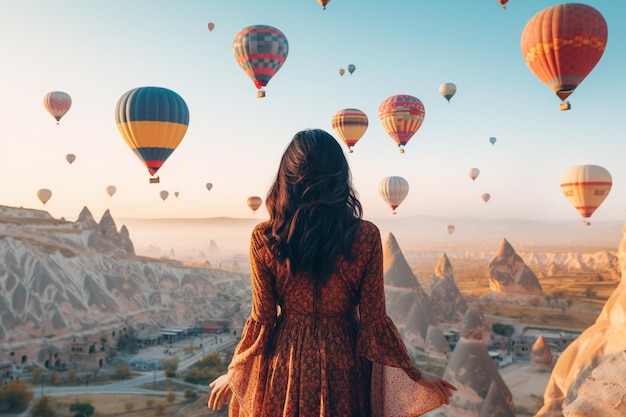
209, 129, 456, 416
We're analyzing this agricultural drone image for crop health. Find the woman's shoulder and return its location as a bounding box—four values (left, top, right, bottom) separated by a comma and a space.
356, 219, 381, 240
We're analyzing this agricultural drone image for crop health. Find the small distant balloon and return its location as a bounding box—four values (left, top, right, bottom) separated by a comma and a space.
66, 154, 76, 165
106, 185, 117, 198
347, 64, 356, 75
247, 196, 262, 213
489, 136, 497, 146
206, 183, 213, 191
175, 191, 180, 198
481, 193, 491, 203
439, 83, 457, 103
160, 190, 169, 201
468, 168, 480, 182
445, 224, 455, 235
37, 188, 52, 205
339, 68, 345, 77
43, 91, 71, 124
317, 0, 331, 10
207, 22, 215, 31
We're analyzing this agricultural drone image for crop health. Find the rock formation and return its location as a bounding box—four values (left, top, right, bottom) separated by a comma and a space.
562, 350, 626, 417
530, 335, 553, 370
535, 222, 626, 417
429, 253, 468, 323
424, 325, 449, 360
488, 238, 543, 296
383, 233, 432, 327
479, 380, 516, 417
0, 205, 250, 368
441, 307, 514, 417
404, 298, 436, 346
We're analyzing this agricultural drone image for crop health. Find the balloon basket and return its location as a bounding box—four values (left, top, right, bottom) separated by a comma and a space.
257, 90, 266, 98
149, 177, 160, 184
559, 101, 571, 111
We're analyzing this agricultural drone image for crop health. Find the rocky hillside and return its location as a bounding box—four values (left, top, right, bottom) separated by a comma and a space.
0, 205, 250, 361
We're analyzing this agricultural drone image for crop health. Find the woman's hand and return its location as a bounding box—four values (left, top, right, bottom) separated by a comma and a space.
208, 374, 232, 410
417, 371, 457, 405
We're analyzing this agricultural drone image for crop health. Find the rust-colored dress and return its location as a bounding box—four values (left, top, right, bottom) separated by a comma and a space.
227, 220, 438, 417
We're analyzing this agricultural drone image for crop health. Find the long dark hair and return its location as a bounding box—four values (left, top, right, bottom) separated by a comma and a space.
264, 129, 363, 286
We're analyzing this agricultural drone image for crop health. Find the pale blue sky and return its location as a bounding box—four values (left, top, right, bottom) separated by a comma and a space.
1, 0, 625, 223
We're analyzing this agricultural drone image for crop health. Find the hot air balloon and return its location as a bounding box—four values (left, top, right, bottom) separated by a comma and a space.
115, 86, 190, 183
207, 22, 215, 31
66, 154, 76, 165
347, 64, 356, 75
233, 25, 289, 98
331, 108, 368, 153
379, 176, 409, 214
439, 83, 457, 103
468, 167, 480, 182
560, 164, 612, 226
445, 224, 455, 235
175, 191, 180, 197
106, 185, 117, 198
521, 3, 608, 110
247, 196, 262, 213
339, 68, 345, 77
43, 91, 71, 124
481, 193, 491, 203
489, 136, 497, 146
379, 95, 425, 153
160, 190, 169, 202
206, 183, 213, 191
497, 0, 508, 10
317, 0, 331, 10
37, 188, 52, 205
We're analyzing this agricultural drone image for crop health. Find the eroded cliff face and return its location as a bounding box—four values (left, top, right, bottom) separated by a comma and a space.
535, 222, 626, 417
488, 239, 543, 296
0, 205, 250, 364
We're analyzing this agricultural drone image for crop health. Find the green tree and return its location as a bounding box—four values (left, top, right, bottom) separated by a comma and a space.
0, 379, 34, 411
161, 357, 179, 378
116, 328, 139, 353
69, 401, 95, 417
166, 389, 176, 403
32, 367, 43, 383
115, 361, 131, 379
491, 323, 515, 338
67, 369, 78, 384
30, 395, 56, 417
184, 388, 197, 400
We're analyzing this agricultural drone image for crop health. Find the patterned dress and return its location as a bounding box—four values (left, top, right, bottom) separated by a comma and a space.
227, 219, 440, 416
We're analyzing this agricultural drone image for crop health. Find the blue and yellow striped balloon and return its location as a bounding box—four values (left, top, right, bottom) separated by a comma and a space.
115, 87, 189, 178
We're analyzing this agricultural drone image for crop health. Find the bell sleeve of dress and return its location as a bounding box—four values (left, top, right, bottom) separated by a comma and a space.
355, 224, 422, 381
227, 226, 278, 417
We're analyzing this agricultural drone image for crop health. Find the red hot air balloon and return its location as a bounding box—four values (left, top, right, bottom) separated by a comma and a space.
521, 3, 608, 110
233, 25, 289, 98
207, 22, 215, 31
378, 95, 425, 153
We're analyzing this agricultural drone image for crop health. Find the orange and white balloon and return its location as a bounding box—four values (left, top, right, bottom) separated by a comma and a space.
247, 196, 262, 213
560, 164, 612, 226
331, 108, 368, 153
